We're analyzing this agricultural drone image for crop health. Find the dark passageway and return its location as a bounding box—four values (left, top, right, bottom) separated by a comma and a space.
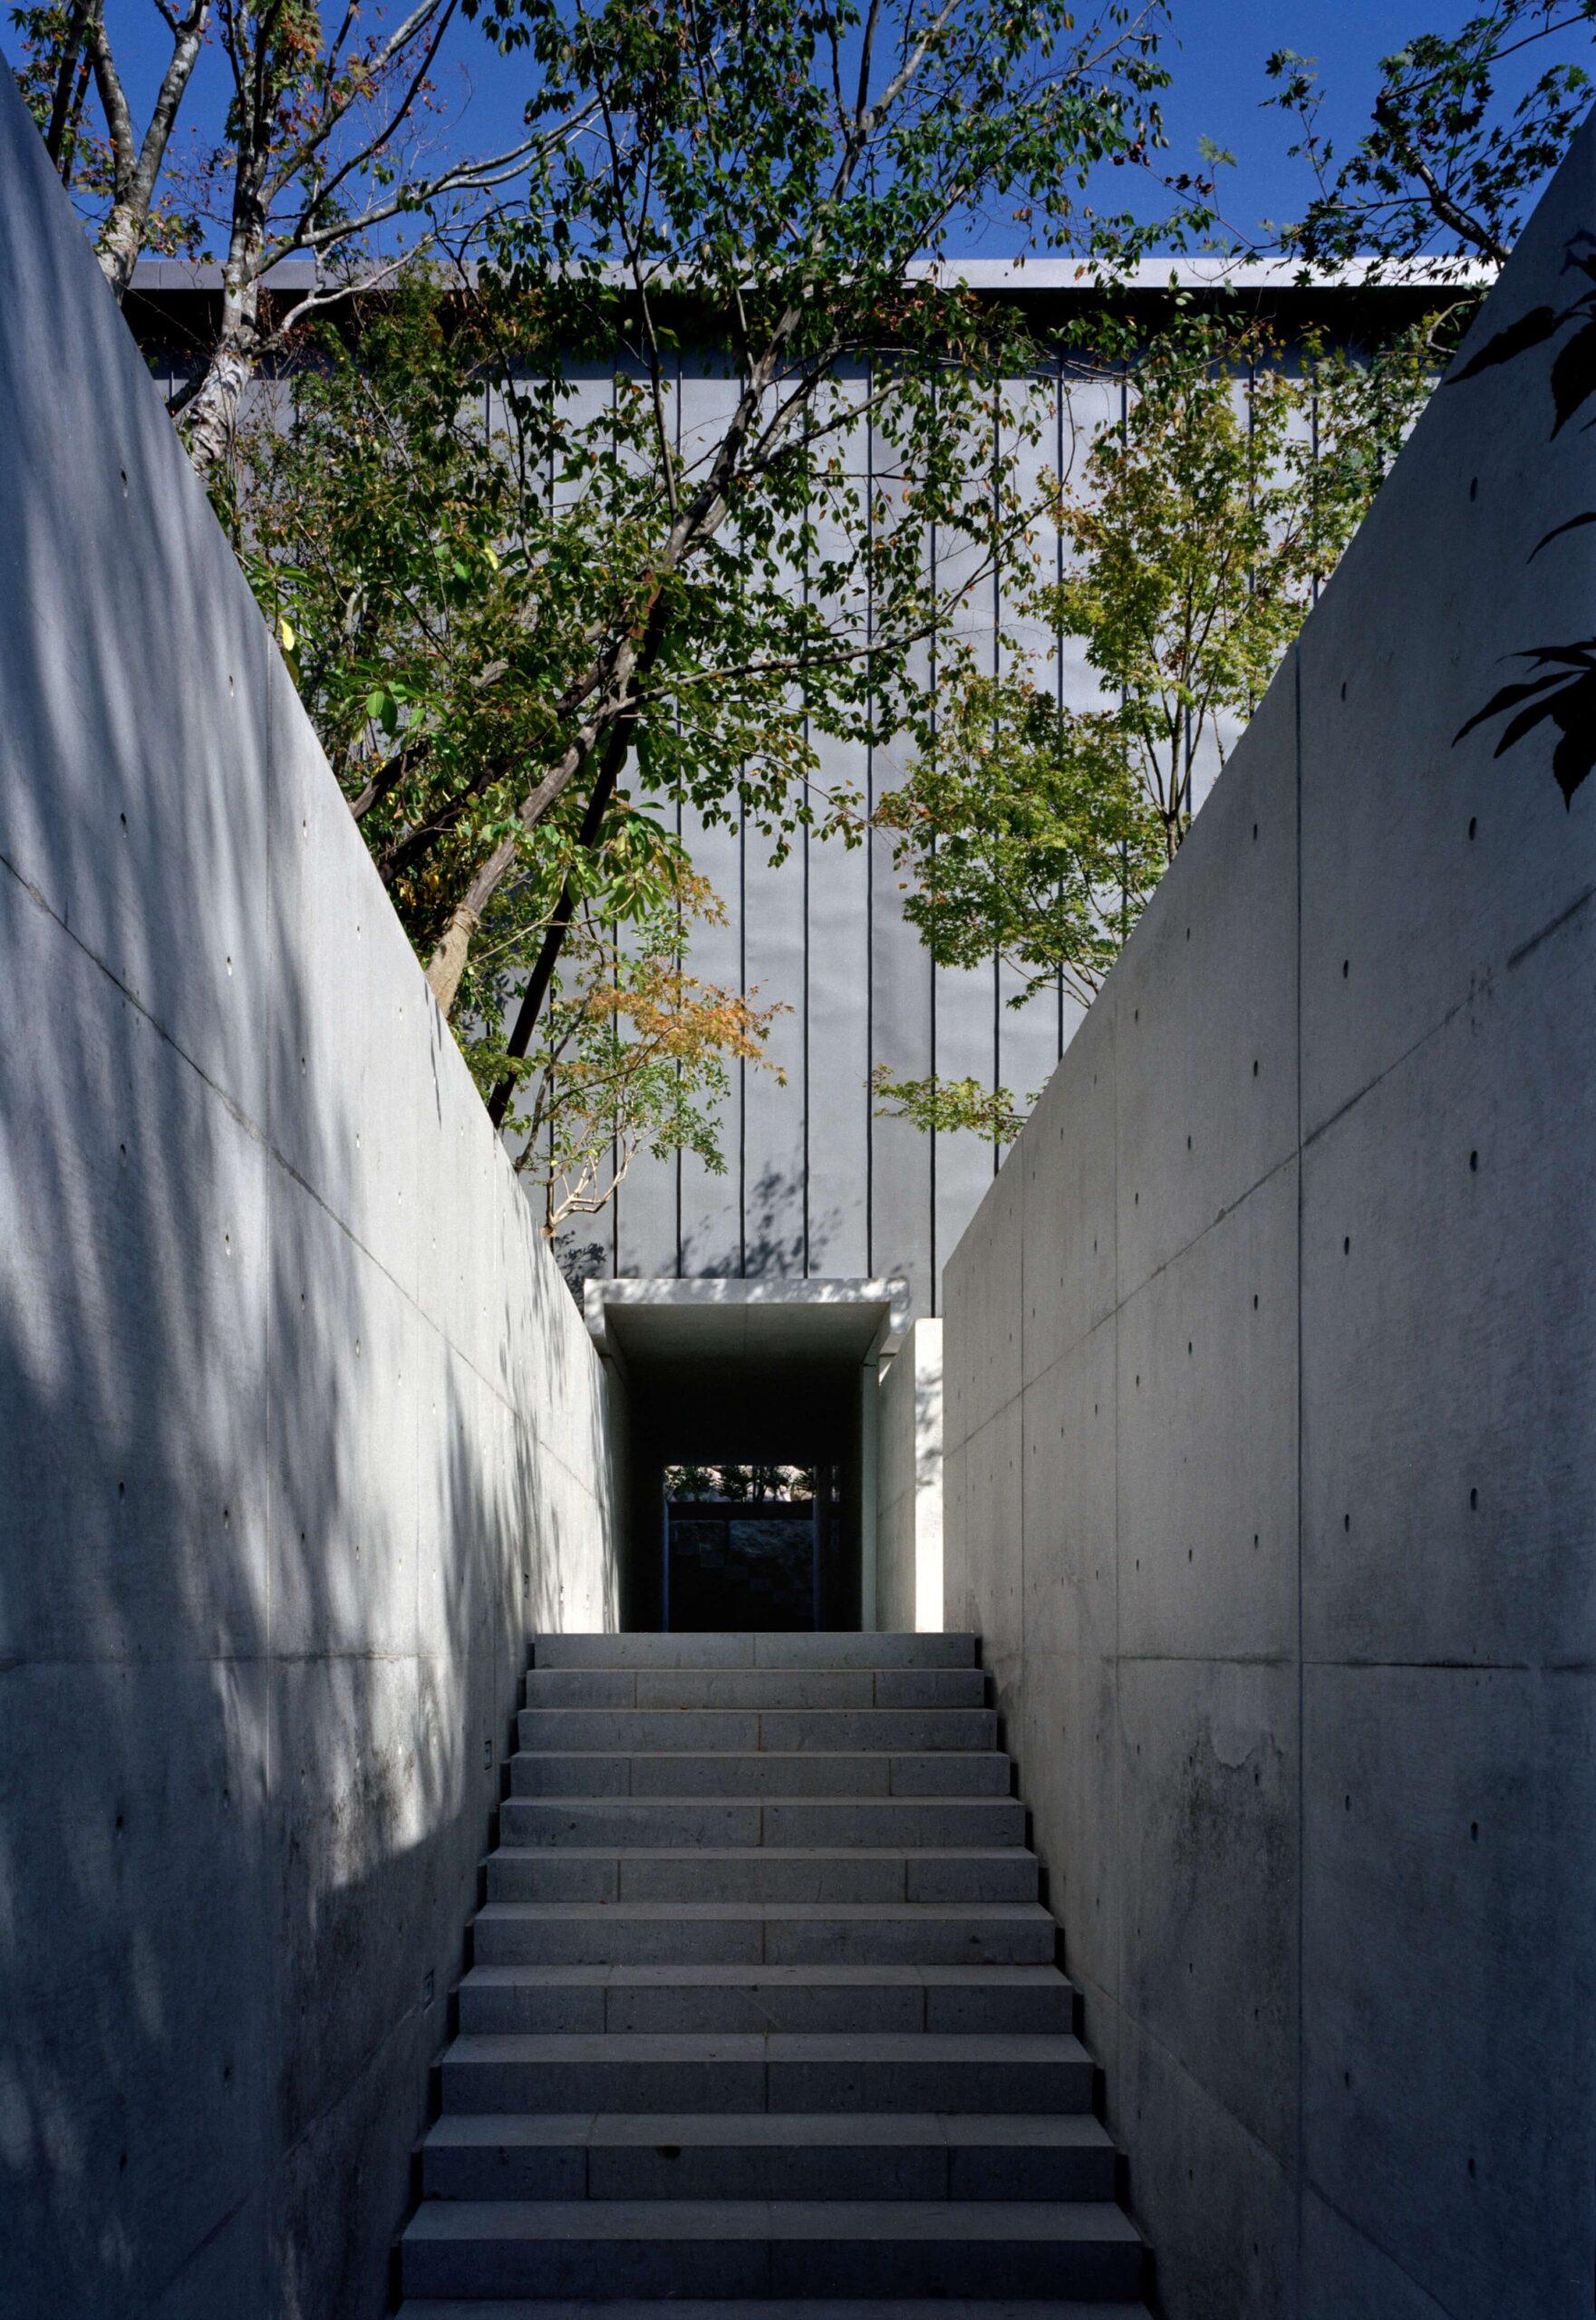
581, 1278, 910, 1631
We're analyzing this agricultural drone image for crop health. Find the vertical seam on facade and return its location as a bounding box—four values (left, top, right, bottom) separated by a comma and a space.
992, 392, 1002, 1183
739, 744, 748, 1278
1057, 349, 1067, 1061
802, 418, 812, 1279
611, 350, 622, 1277
928, 377, 940, 1307
1293, 635, 1307, 2314
866, 353, 875, 1280
674, 349, 684, 1278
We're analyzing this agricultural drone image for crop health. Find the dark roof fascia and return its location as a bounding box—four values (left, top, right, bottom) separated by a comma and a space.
121, 254, 1488, 363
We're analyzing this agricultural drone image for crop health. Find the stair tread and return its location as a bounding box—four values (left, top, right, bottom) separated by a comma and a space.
504, 1797, 1016, 1808
424, 2112, 1114, 2150
446, 2033, 1088, 2063
462, 1964, 1069, 1987
399, 2303, 1150, 2318
478, 1901, 1049, 1920
404, 2198, 1139, 2242
490, 1846, 1027, 1861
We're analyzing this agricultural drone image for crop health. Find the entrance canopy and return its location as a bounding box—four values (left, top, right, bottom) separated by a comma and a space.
584, 1275, 911, 1369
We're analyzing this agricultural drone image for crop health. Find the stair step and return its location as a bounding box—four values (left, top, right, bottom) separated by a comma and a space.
400, 2199, 1143, 2300
498, 1796, 1025, 1851
517, 1709, 999, 1753
533, 1633, 980, 1669
486, 1846, 1039, 1905
457, 1963, 1073, 2035
524, 1669, 987, 1711
401, 1639, 1147, 2310
473, 1900, 1056, 1967
421, 2108, 1116, 2203
399, 2303, 1152, 2319
509, 1750, 1013, 1796
440, 2032, 1093, 2115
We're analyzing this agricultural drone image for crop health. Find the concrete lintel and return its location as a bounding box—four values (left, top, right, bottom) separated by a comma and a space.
584, 1275, 912, 1363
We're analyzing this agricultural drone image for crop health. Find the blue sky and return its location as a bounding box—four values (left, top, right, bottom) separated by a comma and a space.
0, 1, 1509, 252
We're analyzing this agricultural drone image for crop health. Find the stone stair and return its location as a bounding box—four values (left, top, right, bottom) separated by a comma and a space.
397, 1631, 1151, 2315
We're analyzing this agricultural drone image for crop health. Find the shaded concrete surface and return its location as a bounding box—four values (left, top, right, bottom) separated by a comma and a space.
878, 1320, 943, 1632
0, 78, 618, 2320
943, 117, 1596, 2320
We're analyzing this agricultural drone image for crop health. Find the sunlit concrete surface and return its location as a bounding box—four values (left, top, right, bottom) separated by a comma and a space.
0, 74, 618, 2320
943, 120, 1596, 2320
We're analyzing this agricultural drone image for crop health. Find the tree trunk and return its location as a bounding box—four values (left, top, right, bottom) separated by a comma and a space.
180, 335, 259, 478
85, 0, 209, 304
178, 192, 266, 478
425, 900, 485, 1012
96, 199, 147, 301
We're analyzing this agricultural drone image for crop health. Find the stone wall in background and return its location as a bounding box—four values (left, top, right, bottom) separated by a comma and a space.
943, 117, 1596, 2320
0, 79, 618, 2320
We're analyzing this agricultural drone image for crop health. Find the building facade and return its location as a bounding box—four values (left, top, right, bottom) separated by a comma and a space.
127, 259, 1442, 1325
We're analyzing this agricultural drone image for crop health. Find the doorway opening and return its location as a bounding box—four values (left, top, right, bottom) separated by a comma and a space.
583, 1278, 910, 1633
662, 1464, 844, 1632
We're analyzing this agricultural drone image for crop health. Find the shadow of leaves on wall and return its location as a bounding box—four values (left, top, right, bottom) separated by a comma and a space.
1450, 239, 1596, 807
1455, 642, 1596, 805
1448, 249, 1596, 435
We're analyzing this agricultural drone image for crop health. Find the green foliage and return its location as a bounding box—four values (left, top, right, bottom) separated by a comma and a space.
870, 1066, 1034, 1146
875, 314, 1437, 1140
226, 276, 780, 1225
218, 0, 1216, 1203
1265, 5, 1596, 274
389, 0, 1202, 1009
875, 662, 1165, 1011
1051, 314, 1435, 856
464, 872, 783, 1232
664, 1464, 818, 1502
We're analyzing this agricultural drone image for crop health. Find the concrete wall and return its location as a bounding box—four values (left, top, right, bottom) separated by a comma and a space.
877, 1320, 943, 1632
943, 121, 1596, 2320
0, 80, 618, 2320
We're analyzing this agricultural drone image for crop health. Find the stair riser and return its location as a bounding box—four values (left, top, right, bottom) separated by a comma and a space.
517, 1709, 999, 1754
534, 1633, 979, 1670
458, 1983, 1072, 2036
508, 1752, 1013, 1796
422, 2141, 1117, 2202
440, 2057, 1092, 2115
498, 1800, 1025, 1851
524, 1670, 987, 1711
473, 1919, 1055, 1968
487, 1854, 1038, 1904
401, 2235, 1140, 2301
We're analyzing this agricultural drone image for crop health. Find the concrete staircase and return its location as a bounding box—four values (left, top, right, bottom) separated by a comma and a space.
397, 1631, 1150, 2316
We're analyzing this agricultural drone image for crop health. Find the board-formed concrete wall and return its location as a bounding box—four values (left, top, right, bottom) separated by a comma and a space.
877, 1320, 943, 1631
944, 120, 1596, 2320
0, 81, 618, 2320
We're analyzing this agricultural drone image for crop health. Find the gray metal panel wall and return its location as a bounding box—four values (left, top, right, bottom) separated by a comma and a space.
599, 359, 1131, 1317
174, 312, 1357, 1319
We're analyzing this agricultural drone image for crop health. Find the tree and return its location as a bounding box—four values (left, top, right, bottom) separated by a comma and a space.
9, 0, 576, 467
874, 314, 1436, 1138
10, 0, 211, 284
389, 0, 1187, 1046
465, 871, 782, 1235
1265, 4, 1596, 276
228, 274, 780, 1226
